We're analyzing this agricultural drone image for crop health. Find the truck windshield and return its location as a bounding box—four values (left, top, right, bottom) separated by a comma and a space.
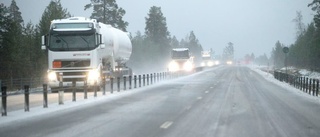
171, 50, 190, 59
48, 32, 96, 51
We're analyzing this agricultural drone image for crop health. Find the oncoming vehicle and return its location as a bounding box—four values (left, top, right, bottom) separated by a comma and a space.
168, 48, 194, 72
201, 50, 214, 67
41, 17, 132, 90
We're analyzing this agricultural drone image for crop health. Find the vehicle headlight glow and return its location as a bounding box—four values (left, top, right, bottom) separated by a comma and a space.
207, 61, 214, 66
227, 61, 233, 65
87, 69, 100, 82
48, 71, 57, 81
201, 62, 206, 66
168, 61, 179, 72
183, 61, 193, 71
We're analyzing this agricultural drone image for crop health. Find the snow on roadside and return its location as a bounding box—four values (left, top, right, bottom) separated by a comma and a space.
0, 81, 170, 126
249, 65, 320, 103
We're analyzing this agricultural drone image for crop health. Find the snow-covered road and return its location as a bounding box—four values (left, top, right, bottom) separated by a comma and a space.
1, 66, 320, 137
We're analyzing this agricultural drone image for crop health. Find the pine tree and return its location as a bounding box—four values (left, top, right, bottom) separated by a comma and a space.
144, 6, 171, 70
38, 0, 70, 35
0, 3, 13, 79
186, 31, 202, 65
85, 0, 128, 31
223, 42, 234, 61
308, 1, 320, 71
36, 0, 71, 76
170, 36, 179, 48
145, 6, 170, 44
271, 41, 286, 68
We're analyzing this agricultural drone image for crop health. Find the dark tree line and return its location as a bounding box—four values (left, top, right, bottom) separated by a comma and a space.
271, 2, 320, 71
0, 0, 70, 80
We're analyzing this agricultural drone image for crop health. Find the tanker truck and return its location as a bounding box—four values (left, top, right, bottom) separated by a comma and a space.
41, 17, 132, 90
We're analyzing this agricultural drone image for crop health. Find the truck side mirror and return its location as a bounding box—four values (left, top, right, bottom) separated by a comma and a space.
41, 35, 47, 50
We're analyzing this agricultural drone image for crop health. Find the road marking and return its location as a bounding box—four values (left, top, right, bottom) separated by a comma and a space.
205, 91, 209, 94
210, 87, 213, 88
186, 105, 192, 110
197, 96, 202, 100
160, 121, 173, 129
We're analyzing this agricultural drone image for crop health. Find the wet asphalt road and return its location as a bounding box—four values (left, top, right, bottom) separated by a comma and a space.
1, 66, 320, 137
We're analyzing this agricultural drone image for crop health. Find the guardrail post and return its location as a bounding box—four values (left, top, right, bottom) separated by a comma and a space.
43, 84, 48, 108
117, 77, 120, 92
309, 78, 312, 94
94, 81, 97, 97
299, 77, 302, 90
304, 77, 306, 92
150, 74, 153, 85
123, 76, 127, 91
58, 73, 64, 104
72, 81, 76, 101
1, 86, 7, 116
134, 75, 137, 88
110, 77, 114, 94
294, 76, 296, 87
313, 79, 316, 96
316, 80, 319, 96
84, 79, 88, 99
147, 74, 149, 86
143, 74, 145, 86
139, 75, 141, 87
307, 78, 311, 94
129, 76, 132, 89
102, 76, 106, 95
24, 85, 30, 111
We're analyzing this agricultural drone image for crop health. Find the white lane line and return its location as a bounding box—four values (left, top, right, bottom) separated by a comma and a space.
197, 96, 203, 100
205, 91, 209, 94
210, 87, 213, 88
160, 121, 173, 129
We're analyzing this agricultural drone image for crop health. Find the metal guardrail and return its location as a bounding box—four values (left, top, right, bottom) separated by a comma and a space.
0, 71, 188, 116
274, 71, 320, 96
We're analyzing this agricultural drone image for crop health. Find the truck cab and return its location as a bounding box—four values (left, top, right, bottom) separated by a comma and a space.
168, 48, 194, 72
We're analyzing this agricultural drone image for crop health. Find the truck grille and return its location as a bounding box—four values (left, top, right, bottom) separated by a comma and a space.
60, 71, 87, 82
60, 60, 90, 68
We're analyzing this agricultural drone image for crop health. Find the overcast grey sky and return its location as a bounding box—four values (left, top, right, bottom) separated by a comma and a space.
1, 0, 315, 59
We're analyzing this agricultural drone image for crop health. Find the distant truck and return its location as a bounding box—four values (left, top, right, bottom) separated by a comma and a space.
168, 48, 194, 72
201, 50, 214, 67
41, 17, 132, 90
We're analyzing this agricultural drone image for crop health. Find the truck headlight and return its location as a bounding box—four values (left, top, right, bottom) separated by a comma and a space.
201, 62, 205, 66
207, 61, 214, 66
168, 61, 179, 72
183, 61, 193, 71
87, 69, 100, 82
48, 71, 57, 81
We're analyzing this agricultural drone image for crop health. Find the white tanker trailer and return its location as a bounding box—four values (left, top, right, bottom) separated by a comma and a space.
41, 17, 132, 90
